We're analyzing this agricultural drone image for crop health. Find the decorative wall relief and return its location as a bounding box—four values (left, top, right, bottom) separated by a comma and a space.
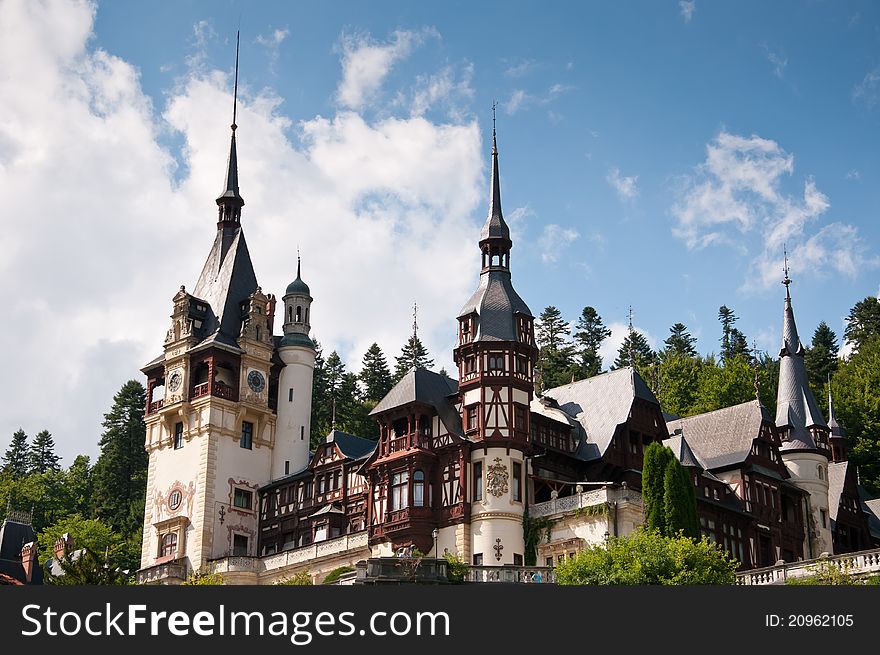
487, 457, 509, 497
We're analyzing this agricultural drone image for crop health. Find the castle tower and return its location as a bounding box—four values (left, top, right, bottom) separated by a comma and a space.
453, 121, 538, 565
774, 263, 833, 557
827, 382, 848, 464
139, 39, 280, 581
274, 256, 317, 479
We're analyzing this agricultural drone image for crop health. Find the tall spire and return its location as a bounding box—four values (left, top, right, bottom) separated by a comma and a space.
775, 256, 827, 451
217, 31, 244, 226
479, 105, 512, 273
827, 375, 848, 462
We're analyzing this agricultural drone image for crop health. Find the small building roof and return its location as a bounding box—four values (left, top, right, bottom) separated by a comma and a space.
370, 368, 462, 437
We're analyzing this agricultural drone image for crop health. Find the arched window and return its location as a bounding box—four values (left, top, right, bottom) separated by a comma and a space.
161, 532, 177, 558
295, 305, 302, 322
817, 465, 824, 481
287, 306, 293, 323
413, 470, 425, 507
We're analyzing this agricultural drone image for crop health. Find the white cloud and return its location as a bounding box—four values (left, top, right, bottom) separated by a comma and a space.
763, 45, 788, 78
336, 28, 436, 110
672, 131, 877, 290
853, 65, 880, 109
505, 205, 533, 243
504, 84, 572, 115
606, 166, 639, 200
845, 169, 861, 181
503, 58, 536, 78
407, 63, 474, 119
256, 27, 289, 74
186, 19, 217, 72
537, 224, 579, 264
0, 3, 483, 463
679, 1, 696, 23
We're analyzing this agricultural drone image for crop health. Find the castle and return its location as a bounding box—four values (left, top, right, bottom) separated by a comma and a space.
135, 76, 879, 586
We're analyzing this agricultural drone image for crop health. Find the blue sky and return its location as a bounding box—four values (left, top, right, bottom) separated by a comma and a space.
1, 0, 878, 462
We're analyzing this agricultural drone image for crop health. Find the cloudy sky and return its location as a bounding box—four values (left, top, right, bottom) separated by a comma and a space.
1, 0, 879, 464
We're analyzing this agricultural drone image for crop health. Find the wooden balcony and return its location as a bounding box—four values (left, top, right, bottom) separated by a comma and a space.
190, 381, 239, 402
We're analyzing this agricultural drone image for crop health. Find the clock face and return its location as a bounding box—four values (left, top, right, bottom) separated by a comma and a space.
247, 370, 266, 393
168, 370, 182, 393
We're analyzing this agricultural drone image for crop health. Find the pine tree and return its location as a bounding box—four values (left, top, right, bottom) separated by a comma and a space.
393, 335, 433, 382
663, 323, 698, 357
310, 339, 333, 447
613, 330, 653, 369
91, 380, 147, 535
718, 305, 736, 362
27, 429, 61, 474
64, 455, 93, 517
805, 321, 839, 394
843, 296, 880, 353
642, 442, 673, 535
536, 306, 577, 389
359, 343, 393, 403
2, 429, 29, 478
573, 306, 611, 378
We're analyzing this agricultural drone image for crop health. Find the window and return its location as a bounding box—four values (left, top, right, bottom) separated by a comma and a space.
413, 470, 425, 507
513, 553, 523, 566
545, 557, 553, 567
514, 406, 526, 431
168, 490, 182, 511
473, 462, 483, 501
473, 553, 483, 566
820, 509, 828, 529
317, 476, 326, 495
515, 355, 528, 375
232, 534, 249, 556
391, 471, 409, 510
240, 421, 253, 449
234, 488, 252, 510
467, 406, 478, 430
160, 532, 177, 558
817, 465, 824, 481
173, 422, 183, 450
488, 354, 504, 371
289, 388, 294, 402
285, 460, 290, 476
295, 305, 302, 322
512, 462, 522, 502
465, 356, 476, 374
301, 425, 305, 441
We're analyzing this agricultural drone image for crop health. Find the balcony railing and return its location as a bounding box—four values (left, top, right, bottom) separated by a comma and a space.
529, 486, 642, 519
192, 382, 209, 398
148, 399, 164, 414
189, 381, 239, 402
736, 547, 880, 585
468, 566, 556, 584
211, 531, 370, 575
136, 559, 187, 584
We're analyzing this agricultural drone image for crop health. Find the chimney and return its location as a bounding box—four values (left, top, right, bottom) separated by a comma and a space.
266, 294, 276, 335
20, 541, 37, 583
54, 532, 73, 560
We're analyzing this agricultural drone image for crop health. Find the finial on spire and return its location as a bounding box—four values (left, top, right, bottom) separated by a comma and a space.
782, 244, 791, 294
412, 301, 419, 369
232, 31, 240, 132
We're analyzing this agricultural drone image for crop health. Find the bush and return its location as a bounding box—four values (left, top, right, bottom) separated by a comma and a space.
276, 570, 312, 586
322, 566, 355, 584
182, 569, 224, 585
785, 559, 874, 586
443, 552, 469, 584
555, 528, 738, 585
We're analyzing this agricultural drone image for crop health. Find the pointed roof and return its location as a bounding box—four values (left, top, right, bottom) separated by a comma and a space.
191, 227, 258, 348
480, 129, 510, 243
370, 368, 462, 437
827, 383, 847, 438
663, 433, 704, 469
775, 276, 827, 451
216, 130, 244, 207
285, 256, 311, 297
457, 269, 533, 337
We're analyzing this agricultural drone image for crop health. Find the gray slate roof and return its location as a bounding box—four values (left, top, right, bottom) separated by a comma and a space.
480, 135, 510, 243
775, 290, 826, 450
827, 461, 849, 523
864, 498, 880, 542
370, 368, 462, 437
666, 400, 771, 470
326, 430, 377, 461
457, 271, 532, 341
191, 226, 259, 349
543, 367, 659, 462
663, 434, 704, 469
0, 519, 41, 584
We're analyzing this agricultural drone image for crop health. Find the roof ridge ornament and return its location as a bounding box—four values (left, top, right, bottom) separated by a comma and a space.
217, 31, 245, 226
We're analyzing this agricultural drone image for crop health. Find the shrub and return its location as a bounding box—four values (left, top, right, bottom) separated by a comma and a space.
276, 570, 313, 586
322, 566, 355, 584
443, 552, 469, 583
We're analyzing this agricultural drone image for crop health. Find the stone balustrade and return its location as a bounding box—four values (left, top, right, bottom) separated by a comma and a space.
529, 486, 642, 519
468, 566, 556, 584
736, 547, 880, 585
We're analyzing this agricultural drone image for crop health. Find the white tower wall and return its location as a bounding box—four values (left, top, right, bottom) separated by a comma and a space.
274, 345, 316, 479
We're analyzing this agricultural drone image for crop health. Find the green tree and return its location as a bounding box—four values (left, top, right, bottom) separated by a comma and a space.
642, 442, 673, 534
656, 352, 702, 417
805, 321, 839, 402
554, 529, 738, 585
663, 323, 698, 358
844, 296, 880, 353
276, 571, 312, 585
36, 514, 126, 567
2, 429, 29, 478
46, 546, 131, 586
310, 339, 332, 447
27, 429, 60, 474
536, 306, 577, 389
573, 306, 611, 378
832, 335, 880, 495
612, 330, 653, 370
393, 335, 433, 382
1, 470, 69, 533
91, 380, 147, 536
359, 343, 393, 403
663, 457, 700, 539
322, 565, 356, 584
64, 455, 93, 517
691, 354, 757, 415
183, 569, 225, 585
718, 305, 736, 361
